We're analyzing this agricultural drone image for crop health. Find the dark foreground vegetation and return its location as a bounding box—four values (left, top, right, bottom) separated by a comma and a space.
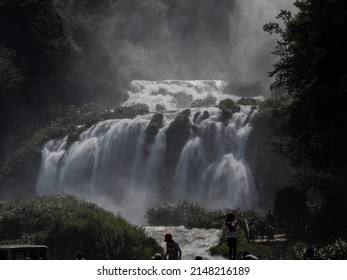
256, 0, 347, 243
146, 200, 347, 260
0, 195, 163, 259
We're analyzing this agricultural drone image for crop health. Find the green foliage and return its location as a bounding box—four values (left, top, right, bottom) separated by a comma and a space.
263, 0, 347, 170
261, 0, 347, 242
294, 239, 347, 260
112, 103, 150, 120
218, 99, 241, 122
210, 232, 309, 260
145, 200, 225, 229
0, 195, 163, 259
0, 47, 26, 89
145, 200, 263, 231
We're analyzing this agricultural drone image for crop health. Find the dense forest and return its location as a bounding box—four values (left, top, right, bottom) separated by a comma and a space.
1, 0, 347, 255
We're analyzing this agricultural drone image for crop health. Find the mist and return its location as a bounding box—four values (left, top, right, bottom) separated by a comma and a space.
109, 0, 295, 90
227, 0, 294, 81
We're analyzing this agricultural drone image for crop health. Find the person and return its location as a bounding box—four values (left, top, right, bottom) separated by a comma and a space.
305, 246, 319, 260
194, 256, 203, 260
75, 251, 85, 260
152, 253, 162, 260
242, 251, 258, 260
226, 213, 238, 260
267, 210, 275, 227
164, 233, 182, 260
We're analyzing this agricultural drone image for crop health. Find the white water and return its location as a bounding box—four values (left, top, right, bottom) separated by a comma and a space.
36, 80, 262, 223
144, 225, 225, 260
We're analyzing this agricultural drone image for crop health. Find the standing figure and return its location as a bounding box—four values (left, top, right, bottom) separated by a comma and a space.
164, 233, 182, 260
75, 251, 85, 260
226, 213, 238, 260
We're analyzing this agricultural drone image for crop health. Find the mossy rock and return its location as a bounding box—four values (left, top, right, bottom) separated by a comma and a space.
144, 113, 164, 156
181, 108, 191, 116
165, 112, 191, 173
219, 99, 241, 123
113, 103, 150, 119
155, 104, 166, 112
193, 112, 201, 123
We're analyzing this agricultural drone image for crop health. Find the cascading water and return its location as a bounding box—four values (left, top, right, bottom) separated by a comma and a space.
36, 80, 263, 223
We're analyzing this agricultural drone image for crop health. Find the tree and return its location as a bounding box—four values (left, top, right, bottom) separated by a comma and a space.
263, 0, 347, 170
261, 0, 347, 240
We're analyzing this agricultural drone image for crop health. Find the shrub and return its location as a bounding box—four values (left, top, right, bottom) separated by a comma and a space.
294, 239, 347, 260
0, 195, 163, 259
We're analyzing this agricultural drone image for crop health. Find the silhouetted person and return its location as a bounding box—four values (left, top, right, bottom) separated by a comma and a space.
267, 210, 275, 227
75, 251, 85, 260
164, 233, 182, 260
305, 246, 318, 259
226, 213, 238, 260
195, 256, 203, 260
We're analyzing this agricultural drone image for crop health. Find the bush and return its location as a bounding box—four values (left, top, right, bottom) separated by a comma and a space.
0, 195, 163, 259
294, 239, 347, 260
145, 200, 225, 229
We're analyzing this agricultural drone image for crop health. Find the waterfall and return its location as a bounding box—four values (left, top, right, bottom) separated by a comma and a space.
36, 80, 263, 223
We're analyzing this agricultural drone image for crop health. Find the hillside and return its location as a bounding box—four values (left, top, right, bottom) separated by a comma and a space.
0, 195, 163, 259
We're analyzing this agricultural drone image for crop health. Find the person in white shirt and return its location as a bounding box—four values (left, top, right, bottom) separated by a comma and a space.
226, 213, 238, 260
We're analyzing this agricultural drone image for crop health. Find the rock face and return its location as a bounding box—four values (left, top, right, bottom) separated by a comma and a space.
245, 124, 292, 206
164, 110, 192, 179
144, 113, 164, 157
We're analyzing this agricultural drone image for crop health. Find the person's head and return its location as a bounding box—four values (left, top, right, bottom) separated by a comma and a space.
227, 213, 235, 221
164, 233, 173, 242
305, 246, 315, 259
152, 253, 162, 260
75, 251, 83, 260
